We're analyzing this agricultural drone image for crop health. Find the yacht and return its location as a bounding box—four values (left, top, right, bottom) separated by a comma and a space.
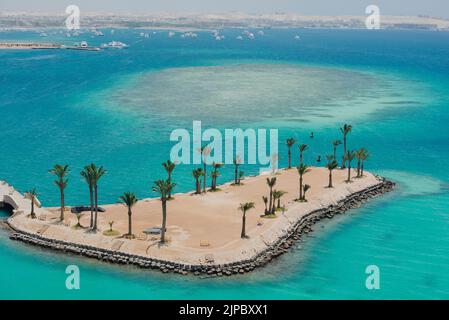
107, 41, 129, 48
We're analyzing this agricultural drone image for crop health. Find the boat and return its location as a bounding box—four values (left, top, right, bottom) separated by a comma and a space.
106, 41, 129, 48
65, 41, 101, 51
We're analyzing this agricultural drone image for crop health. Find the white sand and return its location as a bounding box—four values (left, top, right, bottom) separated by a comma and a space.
7, 167, 381, 265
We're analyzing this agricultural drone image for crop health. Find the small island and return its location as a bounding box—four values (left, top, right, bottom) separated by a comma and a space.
0, 125, 395, 277
2, 169, 393, 276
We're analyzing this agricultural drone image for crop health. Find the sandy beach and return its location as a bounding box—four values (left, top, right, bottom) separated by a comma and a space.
6, 167, 385, 266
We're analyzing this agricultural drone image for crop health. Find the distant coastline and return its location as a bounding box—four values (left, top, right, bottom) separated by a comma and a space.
1, 11, 449, 31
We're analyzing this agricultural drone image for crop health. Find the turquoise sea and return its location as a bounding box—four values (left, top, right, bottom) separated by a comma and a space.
1, 28, 449, 299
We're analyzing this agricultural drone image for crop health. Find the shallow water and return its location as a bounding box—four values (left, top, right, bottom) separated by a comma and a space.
0, 28, 449, 299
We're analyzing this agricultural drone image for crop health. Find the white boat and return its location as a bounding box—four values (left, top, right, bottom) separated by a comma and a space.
107, 41, 129, 48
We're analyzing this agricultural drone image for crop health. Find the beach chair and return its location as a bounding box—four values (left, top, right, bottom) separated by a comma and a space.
137, 233, 147, 241
200, 240, 210, 247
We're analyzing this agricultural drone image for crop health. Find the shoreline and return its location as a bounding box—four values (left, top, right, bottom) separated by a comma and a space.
4, 171, 395, 277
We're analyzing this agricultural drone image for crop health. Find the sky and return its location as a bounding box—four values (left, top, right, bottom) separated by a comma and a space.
1, 0, 448, 18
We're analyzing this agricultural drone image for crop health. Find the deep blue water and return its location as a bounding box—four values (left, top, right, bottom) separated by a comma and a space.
0, 28, 448, 299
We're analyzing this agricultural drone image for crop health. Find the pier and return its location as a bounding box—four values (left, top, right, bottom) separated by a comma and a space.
0, 42, 61, 50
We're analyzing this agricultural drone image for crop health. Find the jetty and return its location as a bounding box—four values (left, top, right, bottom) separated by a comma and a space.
0, 42, 101, 51
0, 42, 61, 50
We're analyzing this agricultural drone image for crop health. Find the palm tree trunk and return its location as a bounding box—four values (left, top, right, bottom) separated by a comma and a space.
342, 136, 347, 169
161, 200, 167, 243
168, 173, 172, 198
361, 162, 364, 176
195, 178, 200, 194
234, 165, 238, 184
93, 186, 98, 230
299, 175, 303, 200
347, 164, 351, 182
268, 188, 273, 216
300, 152, 303, 166
89, 186, 93, 228
357, 160, 361, 177
241, 213, 246, 238
60, 188, 64, 221
288, 148, 292, 169
277, 198, 281, 209
31, 199, 35, 218
203, 163, 207, 193
329, 170, 333, 188
128, 208, 132, 235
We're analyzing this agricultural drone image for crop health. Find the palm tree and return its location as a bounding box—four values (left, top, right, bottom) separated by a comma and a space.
355, 148, 366, 177
340, 124, 352, 169
26, 188, 38, 219
119, 192, 138, 238
48, 164, 69, 221
238, 171, 244, 184
286, 138, 296, 169
298, 144, 308, 166
200, 146, 211, 193
233, 156, 242, 185
296, 164, 311, 201
272, 190, 280, 213
238, 202, 255, 238
262, 196, 268, 215
275, 190, 287, 209
192, 168, 204, 194
162, 160, 176, 199
303, 184, 311, 202
81, 166, 95, 228
332, 140, 342, 166
266, 177, 277, 216
360, 149, 370, 177
211, 162, 224, 191
326, 155, 338, 188
152, 179, 176, 243
344, 151, 356, 182
87, 164, 107, 231
74, 212, 84, 228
